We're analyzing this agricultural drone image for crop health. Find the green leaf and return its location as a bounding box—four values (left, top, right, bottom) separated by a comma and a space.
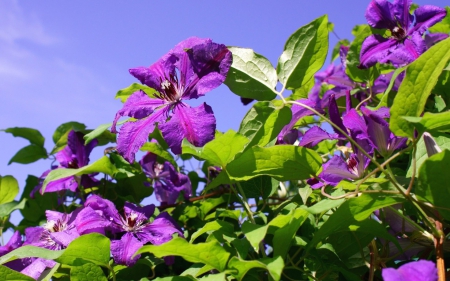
190, 220, 235, 243
8, 144, 48, 165
241, 222, 268, 252
407, 132, 450, 177
277, 15, 329, 89
182, 130, 249, 167
141, 142, 177, 168
83, 121, 122, 145
238, 101, 291, 148
0, 264, 35, 281
416, 150, 450, 220
0, 176, 19, 204
115, 83, 158, 102
306, 190, 346, 215
228, 256, 284, 281
0, 199, 27, 217
1, 127, 45, 146
308, 193, 405, 250
390, 38, 450, 137
224, 47, 277, 101
42, 156, 118, 192
226, 146, 322, 181
153, 277, 196, 281
0, 246, 63, 265
71, 263, 108, 281
136, 237, 230, 271
277, 15, 328, 89
429, 7, 450, 33
272, 208, 309, 258
403, 111, 450, 134
240, 176, 278, 199
52, 121, 86, 144
56, 233, 111, 266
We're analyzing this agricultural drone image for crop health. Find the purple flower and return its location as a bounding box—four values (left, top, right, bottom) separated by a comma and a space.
112, 37, 232, 162
140, 152, 191, 205
77, 195, 183, 266
33, 130, 98, 195
360, 0, 446, 68
21, 210, 81, 279
382, 260, 437, 281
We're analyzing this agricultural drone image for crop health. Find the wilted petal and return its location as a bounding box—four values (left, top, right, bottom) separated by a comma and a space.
117, 109, 166, 163
111, 233, 143, 267
382, 260, 437, 281
160, 103, 216, 154
112, 90, 166, 133
360, 35, 397, 68
411, 5, 447, 35
299, 126, 340, 148
365, 0, 397, 30
138, 212, 183, 245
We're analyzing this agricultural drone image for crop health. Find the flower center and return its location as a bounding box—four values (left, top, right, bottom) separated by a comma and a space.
346, 156, 360, 177
391, 26, 406, 41
157, 72, 183, 103
68, 158, 79, 169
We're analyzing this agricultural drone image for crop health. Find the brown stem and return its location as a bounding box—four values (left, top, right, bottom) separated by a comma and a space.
434, 220, 445, 281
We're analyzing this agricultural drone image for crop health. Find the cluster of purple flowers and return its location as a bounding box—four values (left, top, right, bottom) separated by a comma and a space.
0, 196, 183, 279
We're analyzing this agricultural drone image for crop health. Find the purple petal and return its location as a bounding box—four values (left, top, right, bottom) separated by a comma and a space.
138, 212, 183, 245
393, 0, 413, 29
68, 131, 97, 167
0, 231, 22, 256
360, 35, 398, 68
343, 109, 369, 139
129, 56, 173, 91
154, 163, 192, 204
117, 108, 166, 163
111, 233, 143, 267
160, 103, 216, 154
112, 90, 166, 133
365, 0, 397, 30
411, 5, 447, 35
319, 155, 359, 185
21, 258, 55, 280
276, 128, 300, 145
279, 98, 319, 138
328, 94, 347, 137
382, 260, 438, 281
124, 202, 155, 221
50, 228, 79, 248
299, 126, 340, 148
425, 33, 449, 48
42, 175, 78, 194
75, 206, 111, 235
386, 33, 426, 66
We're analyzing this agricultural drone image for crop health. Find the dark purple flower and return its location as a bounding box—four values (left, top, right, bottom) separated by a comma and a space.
77, 195, 183, 266
382, 260, 437, 281
112, 37, 232, 162
33, 130, 98, 195
140, 152, 191, 205
360, 0, 446, 68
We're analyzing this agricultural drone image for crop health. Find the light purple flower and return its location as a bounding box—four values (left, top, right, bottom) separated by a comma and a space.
140, 152, 191, 205
33, 130, 98, 195
112, 37, 232, 162
360, 0, 446, 68
382, 260, 437, 281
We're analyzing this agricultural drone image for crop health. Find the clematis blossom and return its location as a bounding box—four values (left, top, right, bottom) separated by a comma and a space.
140, 152, 192, 205
76, 195, 183, 266
32, 130, 98, 195
360, 0, 446, 68
112, 37, 232, 162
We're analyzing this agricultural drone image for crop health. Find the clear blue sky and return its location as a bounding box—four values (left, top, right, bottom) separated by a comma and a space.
0, 0, 447, 235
